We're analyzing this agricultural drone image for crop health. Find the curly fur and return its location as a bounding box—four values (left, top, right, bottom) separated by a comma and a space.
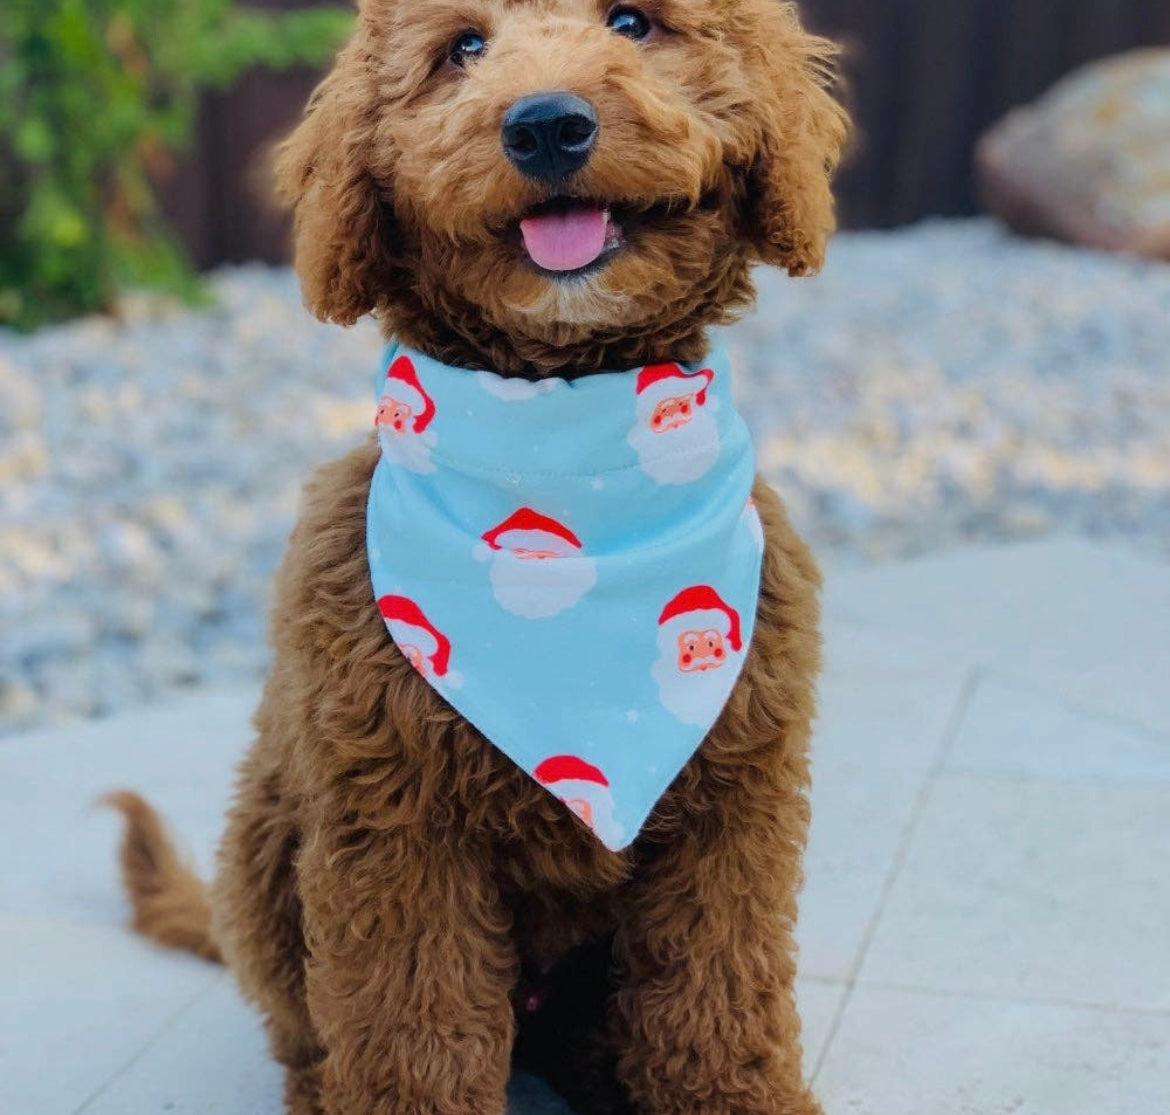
108, 2, 847, 1113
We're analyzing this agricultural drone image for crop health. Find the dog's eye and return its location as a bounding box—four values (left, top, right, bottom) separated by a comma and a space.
449, 31, 487, 68
607, 7, 652, 40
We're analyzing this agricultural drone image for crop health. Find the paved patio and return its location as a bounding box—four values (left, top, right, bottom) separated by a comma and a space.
2, 539, 1167, 1115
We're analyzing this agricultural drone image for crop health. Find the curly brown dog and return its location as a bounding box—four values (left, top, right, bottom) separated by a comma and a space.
107, 3, 848, 1113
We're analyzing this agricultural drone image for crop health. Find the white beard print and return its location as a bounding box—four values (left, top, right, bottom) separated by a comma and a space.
378, 425, 438, 474
543, 777, 626, 850
651, 615, 742, 726
486, 551, 598, 619
627, 398, 721, 485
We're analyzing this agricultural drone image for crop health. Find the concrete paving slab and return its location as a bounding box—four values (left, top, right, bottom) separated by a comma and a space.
858, 772, 1170, 1011
814, 647, 970, 770
819, 614, 977, 680
799, 619, 971, 981
795, 979, 848, 1079
823, 540, 1170, 739
945, 674, 1170, 783
798, 763, 930, 982
0, 917, 220, 1115
75, 975, 281, 1115
816, 986, 1170, 1115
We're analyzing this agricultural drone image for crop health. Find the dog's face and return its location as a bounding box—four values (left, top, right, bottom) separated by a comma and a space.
277, 0, 847, 354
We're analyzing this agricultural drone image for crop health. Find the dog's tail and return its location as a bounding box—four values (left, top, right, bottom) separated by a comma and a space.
101, 790, 223, 964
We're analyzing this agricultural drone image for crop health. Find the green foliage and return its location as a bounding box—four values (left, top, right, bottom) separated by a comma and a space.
0, 0, 354, 331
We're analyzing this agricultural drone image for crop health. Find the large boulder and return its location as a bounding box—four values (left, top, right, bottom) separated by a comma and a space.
977, 49, 1170, 260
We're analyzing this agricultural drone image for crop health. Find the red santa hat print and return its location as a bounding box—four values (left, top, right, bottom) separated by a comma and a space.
534, 754, 609, 788
657, 585, 742, 652
635, 363, 715, 406
481, 508, 583, 553
382, 355, 436, 433
377, 594, 450, 676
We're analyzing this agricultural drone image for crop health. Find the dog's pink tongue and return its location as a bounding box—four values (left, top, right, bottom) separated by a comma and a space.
520, 207, 608, 272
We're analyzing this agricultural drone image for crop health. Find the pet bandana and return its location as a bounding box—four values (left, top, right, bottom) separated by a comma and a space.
367, 341, 764, 851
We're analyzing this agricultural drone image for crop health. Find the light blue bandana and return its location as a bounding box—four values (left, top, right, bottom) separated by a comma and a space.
367, 342, 764, 850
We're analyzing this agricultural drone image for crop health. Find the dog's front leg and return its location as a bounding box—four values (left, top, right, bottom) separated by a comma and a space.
613, 776, 821, 1115
298, 816, 517, 1115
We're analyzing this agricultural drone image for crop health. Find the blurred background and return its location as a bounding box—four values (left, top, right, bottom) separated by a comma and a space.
2, 0, 1169, 733
138, 0, 1170, 261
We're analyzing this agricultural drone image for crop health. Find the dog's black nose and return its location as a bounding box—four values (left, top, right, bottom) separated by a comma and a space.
502, 93, 598, 184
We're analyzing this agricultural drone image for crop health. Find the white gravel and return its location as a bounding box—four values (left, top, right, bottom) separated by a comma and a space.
2, 219, 1168, 733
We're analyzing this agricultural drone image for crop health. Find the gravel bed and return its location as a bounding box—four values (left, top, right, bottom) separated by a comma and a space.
2, 218, 1168, 733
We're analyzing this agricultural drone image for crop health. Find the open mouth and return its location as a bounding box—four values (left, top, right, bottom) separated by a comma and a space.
518, 198, 624, 276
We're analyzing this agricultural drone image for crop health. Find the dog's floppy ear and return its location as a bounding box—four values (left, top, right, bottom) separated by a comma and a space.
739, 1, 849, 277
274, 52, 398, 326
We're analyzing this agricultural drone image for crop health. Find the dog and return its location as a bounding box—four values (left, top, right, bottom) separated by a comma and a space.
107, 3, 848, 1113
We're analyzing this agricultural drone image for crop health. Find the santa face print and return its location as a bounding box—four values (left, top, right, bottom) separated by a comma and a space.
375, 395, 413, 435
376, 355, 438, 474
534, 755, 626, 851
377, 594, 461, 691
676, 628, 728, 672
385, 619, 442, 680
563, 796, 594, 826
476, 508, 597, 619
649, 392, 697, 433
627, 365, 721, 486
512, 547, 561, 561
652, 586, 745, 726
397, 641, 425, 675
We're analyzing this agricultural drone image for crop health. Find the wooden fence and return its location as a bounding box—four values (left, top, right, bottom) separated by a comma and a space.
162, 0, 1170, 266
